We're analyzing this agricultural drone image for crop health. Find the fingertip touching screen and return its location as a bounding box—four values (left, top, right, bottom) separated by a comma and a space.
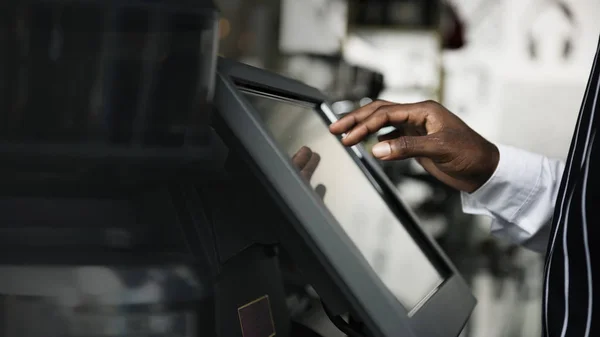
240, 89, 444, 313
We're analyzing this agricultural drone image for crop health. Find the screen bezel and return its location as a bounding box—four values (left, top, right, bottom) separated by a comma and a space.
215, 58, 476, 337
240, 89, 448, 310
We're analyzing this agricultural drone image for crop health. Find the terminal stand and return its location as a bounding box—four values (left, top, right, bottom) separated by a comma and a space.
213, 148, 366, 337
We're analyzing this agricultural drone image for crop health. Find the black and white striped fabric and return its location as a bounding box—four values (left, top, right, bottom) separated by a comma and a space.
543, 36, 600, 337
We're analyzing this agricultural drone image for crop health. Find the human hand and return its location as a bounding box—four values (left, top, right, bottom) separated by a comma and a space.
292, 146, 326, 199
329, 100, 499, 193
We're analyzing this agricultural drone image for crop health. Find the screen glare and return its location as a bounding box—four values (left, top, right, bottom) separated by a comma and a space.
244, 92, 443, 311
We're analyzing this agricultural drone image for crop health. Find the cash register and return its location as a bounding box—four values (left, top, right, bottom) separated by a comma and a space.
213, 59, 476, 337
0, 1, 475, 336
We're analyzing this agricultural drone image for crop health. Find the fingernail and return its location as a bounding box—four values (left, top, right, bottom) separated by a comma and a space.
372, 143, 391, 158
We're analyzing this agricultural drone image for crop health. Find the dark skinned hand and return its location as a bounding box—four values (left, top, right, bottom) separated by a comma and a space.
292, 146, 326, 199
329, 100, 499, 193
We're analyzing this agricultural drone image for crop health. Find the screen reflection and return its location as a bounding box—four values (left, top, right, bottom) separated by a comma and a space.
244, 92, 443, 312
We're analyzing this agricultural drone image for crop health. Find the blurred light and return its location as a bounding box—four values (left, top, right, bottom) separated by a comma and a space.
237, 31, 256, 52
359, 97, 373, 106
331, 100, 355, 114
218, 18, 231, 40
376, 126, 396, 137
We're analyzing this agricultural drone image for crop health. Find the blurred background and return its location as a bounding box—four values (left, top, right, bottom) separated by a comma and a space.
214, 0, 600, 336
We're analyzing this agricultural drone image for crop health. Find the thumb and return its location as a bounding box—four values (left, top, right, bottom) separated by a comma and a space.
371, 136, 441, 160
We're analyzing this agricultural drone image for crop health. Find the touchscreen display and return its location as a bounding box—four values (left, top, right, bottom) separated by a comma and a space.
243, 92, 443, 312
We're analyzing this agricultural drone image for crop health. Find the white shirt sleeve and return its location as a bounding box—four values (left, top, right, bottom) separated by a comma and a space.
461, 144, 565, 253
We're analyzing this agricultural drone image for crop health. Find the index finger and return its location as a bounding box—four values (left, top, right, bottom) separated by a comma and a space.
341, 102, 429, 146
329, 100, 392, 135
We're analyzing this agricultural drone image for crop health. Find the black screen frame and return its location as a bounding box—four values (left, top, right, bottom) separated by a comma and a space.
240, 89, 451, 308
215, 57, 476, 337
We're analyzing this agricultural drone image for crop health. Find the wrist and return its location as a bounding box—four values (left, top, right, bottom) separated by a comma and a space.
483, 142, 500, 184
467, 141, 500, 193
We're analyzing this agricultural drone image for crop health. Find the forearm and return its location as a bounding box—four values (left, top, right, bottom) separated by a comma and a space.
461, 144, 565, 253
